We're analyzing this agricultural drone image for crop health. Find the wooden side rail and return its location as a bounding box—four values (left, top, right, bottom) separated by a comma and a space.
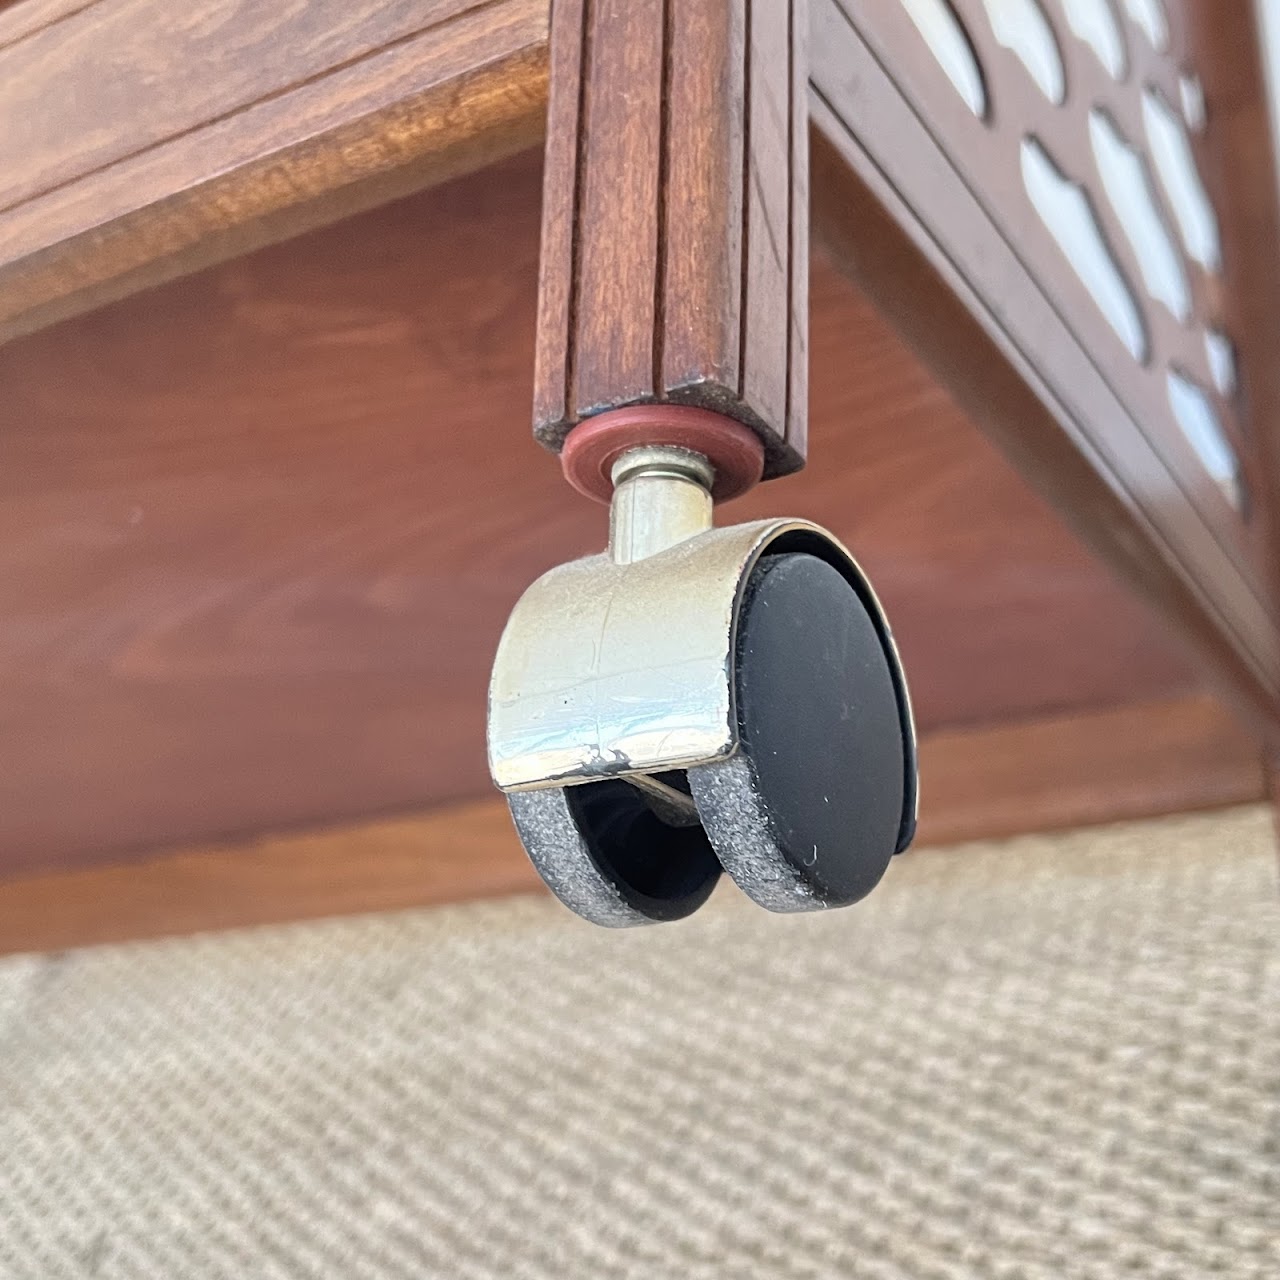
0, 0, 550, 343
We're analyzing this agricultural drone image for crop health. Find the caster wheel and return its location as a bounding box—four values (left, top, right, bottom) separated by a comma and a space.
489, 456, 917, 928
508, 779, 721, 927
689, 550, 908, 912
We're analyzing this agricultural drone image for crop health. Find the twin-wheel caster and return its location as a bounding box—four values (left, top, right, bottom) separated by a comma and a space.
488, 419, 917, 926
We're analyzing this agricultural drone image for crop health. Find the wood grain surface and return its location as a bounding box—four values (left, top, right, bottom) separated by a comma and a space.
1, 0, 1272, 751
916, 694, 1263, 847
808, 1, 1280, 747
0, 148, 1202, 878
0, 694, 1257, 956
0, 0, 549, 342
0, 1, 104, 51
532, 0, 807, 473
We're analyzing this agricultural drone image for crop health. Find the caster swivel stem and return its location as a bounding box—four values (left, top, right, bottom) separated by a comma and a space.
608, 446, 714, 565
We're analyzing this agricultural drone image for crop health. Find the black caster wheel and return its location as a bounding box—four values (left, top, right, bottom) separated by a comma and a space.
507, 548, 912, 925
508, 780, 721, 927
689, 549, 910, 911
489, 438, 916, 928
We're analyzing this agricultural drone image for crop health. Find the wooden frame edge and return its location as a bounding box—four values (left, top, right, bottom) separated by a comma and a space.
0, 694, 1260, 956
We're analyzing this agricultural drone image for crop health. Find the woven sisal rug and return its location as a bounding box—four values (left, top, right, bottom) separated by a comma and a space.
1, 806, 1277, 1278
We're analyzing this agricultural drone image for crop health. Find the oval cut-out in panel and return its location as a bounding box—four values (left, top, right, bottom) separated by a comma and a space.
1061, 0, 1127, 79
1021, 138, 1147, 359
1205, 330, 1236, 396
1143, 90, 1221, 270
1088, 109, 1189, 320
981, 0, 1066, 103
1123, 0, 1168, 50
1180, 74, 1206, 131
899, 0, 987, 115
1167, 369, 1244, 509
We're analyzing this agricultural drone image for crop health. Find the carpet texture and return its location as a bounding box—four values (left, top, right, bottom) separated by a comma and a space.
1, 805, 1277, 1278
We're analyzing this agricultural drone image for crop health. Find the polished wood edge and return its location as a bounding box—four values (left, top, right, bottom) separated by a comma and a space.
914, 693, 1263, 848
0, 694, 1259, 956
0, 31, 549, 345
0, 798, 540, 958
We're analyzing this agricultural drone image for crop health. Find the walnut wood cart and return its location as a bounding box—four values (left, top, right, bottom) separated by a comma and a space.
1, 0, 1277, 947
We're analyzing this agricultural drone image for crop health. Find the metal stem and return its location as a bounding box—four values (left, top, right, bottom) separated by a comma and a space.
607, 445, 715, 564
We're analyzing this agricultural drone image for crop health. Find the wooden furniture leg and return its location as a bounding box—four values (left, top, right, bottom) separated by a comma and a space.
532, 0, 809, 480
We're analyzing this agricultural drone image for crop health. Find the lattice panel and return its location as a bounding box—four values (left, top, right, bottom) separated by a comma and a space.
870, 0, 1258, 583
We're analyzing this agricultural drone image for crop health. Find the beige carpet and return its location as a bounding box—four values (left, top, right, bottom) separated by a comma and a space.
0, 806, 1277, 1279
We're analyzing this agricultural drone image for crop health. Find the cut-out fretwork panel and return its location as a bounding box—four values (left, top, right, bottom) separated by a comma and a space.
884, 0, 1252, 560
899, 0, 987, 115
1061, 0, 1127, 78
